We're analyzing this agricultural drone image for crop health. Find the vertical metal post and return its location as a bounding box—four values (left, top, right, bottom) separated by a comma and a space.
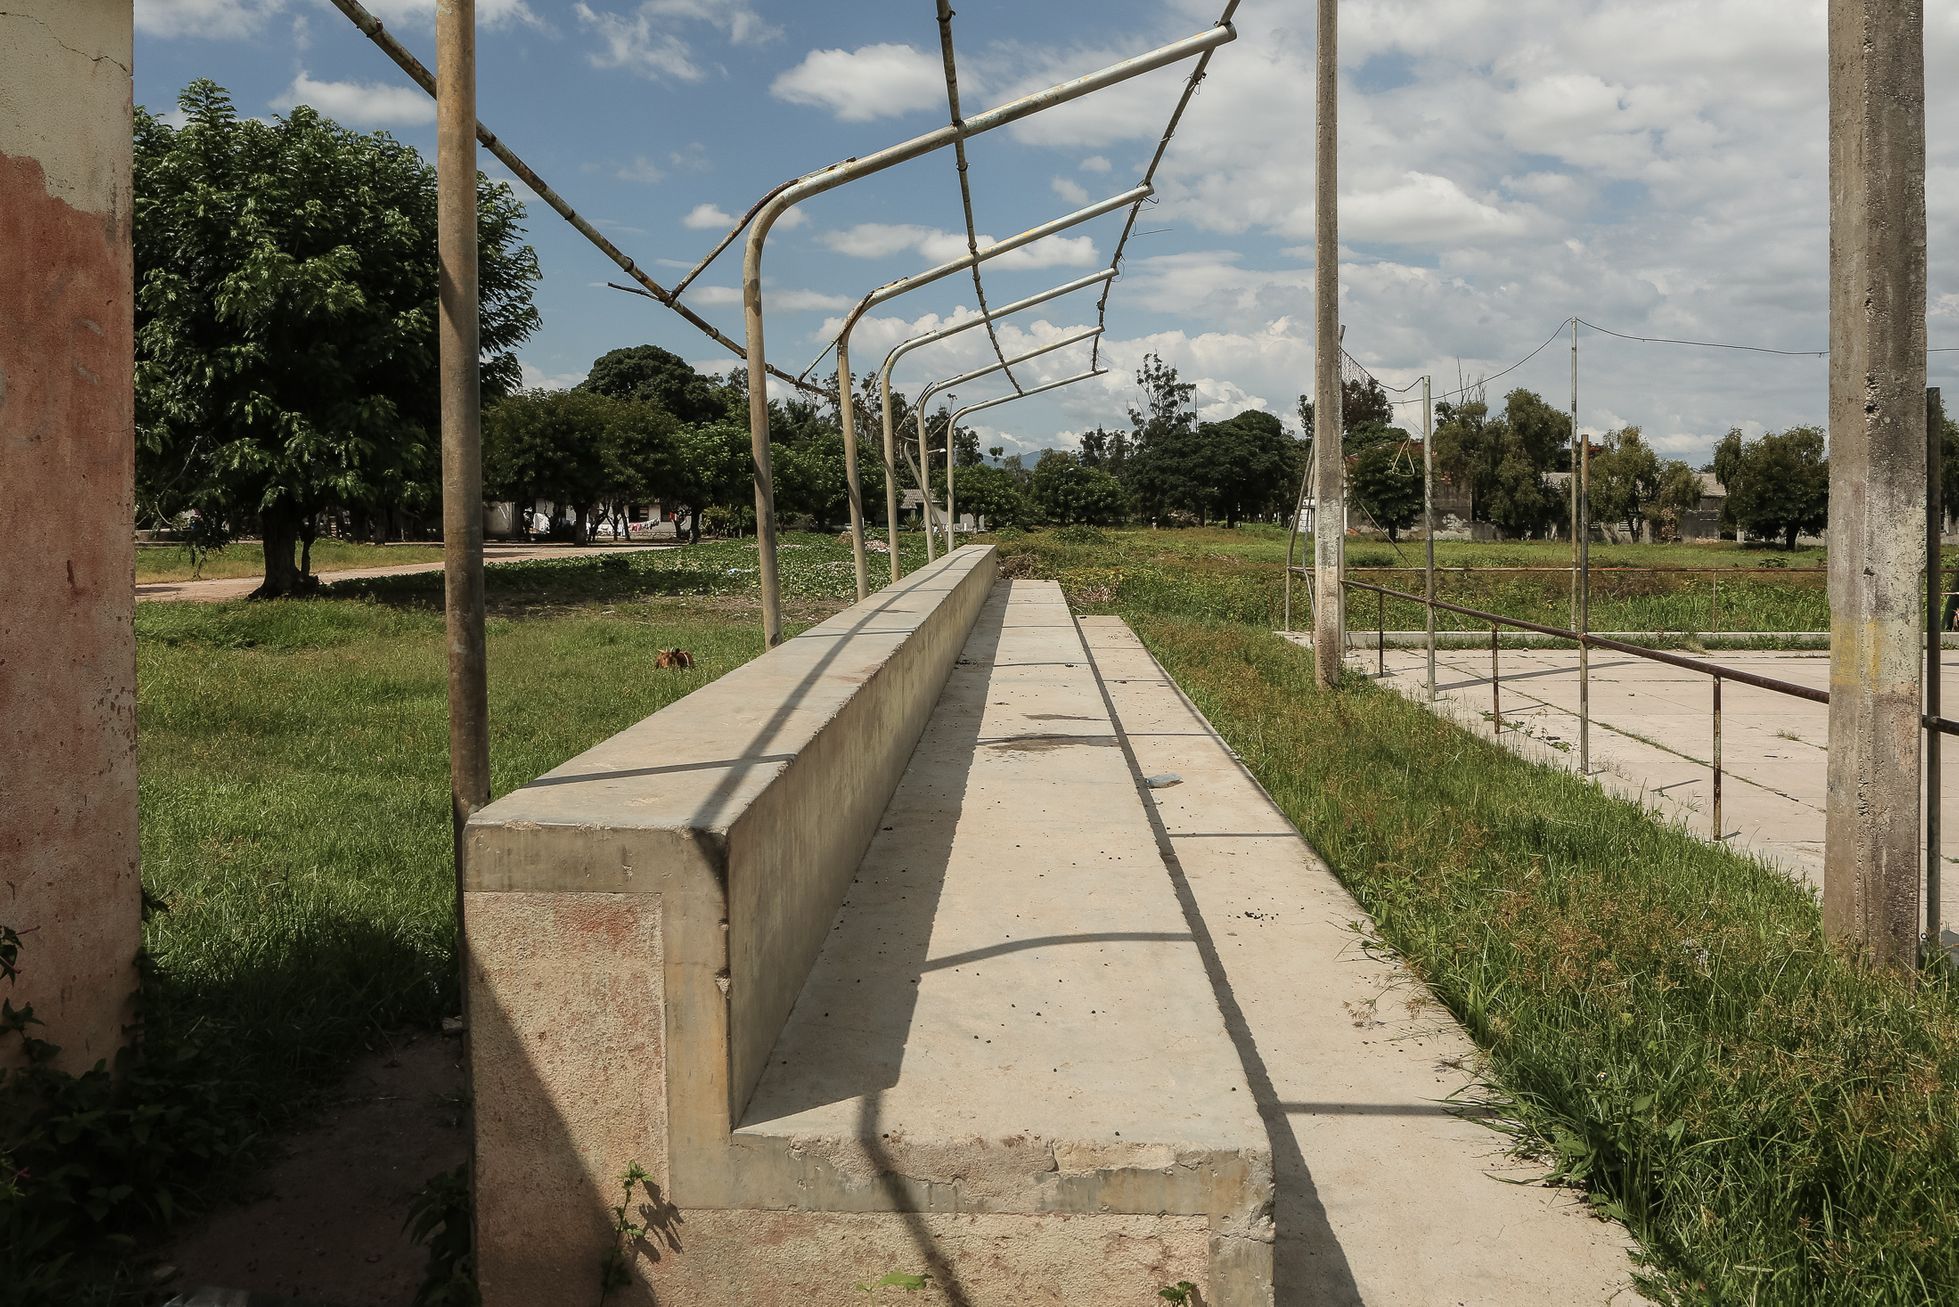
1377, 588, 1385, 677
1570, 316, 1580, 630
879, 381, 903, 583
833, 338, 870, 600
1311, 0, 1344, 687
1930, 387, 1945, 951
1491, 624, 1501, 733
437, 0, 489, 862
1824, 0, 1927, 967
1712, 675, 1724, 840
915, 406, 938, 562
945, 393, 957, 551
742, 251, 784, 646
1574, 317, 1591, 774
1424, 374, 1437, 702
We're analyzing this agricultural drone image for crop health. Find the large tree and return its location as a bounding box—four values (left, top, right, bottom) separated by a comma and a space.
1199, 410, 1299, 527
1725, 426, 1829, 549
1349, 439, 1423, 542
1588, 426, 1663, 539
483, 390, 668, 544
134, 81, 540, 595
1032, 453, 1128, 525
581, 344, 730, 425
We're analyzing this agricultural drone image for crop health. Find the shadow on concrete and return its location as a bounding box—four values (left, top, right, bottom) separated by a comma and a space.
1434, 656, 1641, 695
1075, 614, 1368, 1307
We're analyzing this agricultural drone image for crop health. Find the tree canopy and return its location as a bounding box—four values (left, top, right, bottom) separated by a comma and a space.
134, 80, 540, 595
1717, 426, 1829, 549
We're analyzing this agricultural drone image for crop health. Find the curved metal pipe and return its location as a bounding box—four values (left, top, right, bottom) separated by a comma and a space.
740, 23, 1231, 642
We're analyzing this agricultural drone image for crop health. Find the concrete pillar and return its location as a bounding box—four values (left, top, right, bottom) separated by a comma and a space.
0, 1, 140, 1069
1311, 0, 1343, 687
1824, 0, 1927, 966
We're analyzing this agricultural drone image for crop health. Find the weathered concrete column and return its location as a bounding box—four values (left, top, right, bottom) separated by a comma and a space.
1311, 0, 1343, 687
0, 0, 140, 1070
1824, 0, 1927, 966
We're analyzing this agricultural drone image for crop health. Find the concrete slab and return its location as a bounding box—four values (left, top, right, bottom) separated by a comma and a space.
1084, 618, 1639, 1306
1324, 642, 1959, 951
736, 580, 1272, 1302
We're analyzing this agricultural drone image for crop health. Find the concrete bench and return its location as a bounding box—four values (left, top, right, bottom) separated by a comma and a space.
464, 553, 1272, 1305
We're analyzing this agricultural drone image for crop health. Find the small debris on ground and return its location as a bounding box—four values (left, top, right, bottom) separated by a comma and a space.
1145, 773, 1183, 789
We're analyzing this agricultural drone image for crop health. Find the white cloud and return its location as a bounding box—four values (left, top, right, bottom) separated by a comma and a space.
574, 0, 775, 81
521, 362, 587, 391
1052, 176, 1091, 205
136, 0, 284, 38
357, 0, 540, 29
684, 203, 735, 230
770, 44, 947, 121
272, 73, 435, 127
689, 286, 852, 313
1080, 155, 1113, 174
821, 223, 1098, 270
616, 156, 664, 183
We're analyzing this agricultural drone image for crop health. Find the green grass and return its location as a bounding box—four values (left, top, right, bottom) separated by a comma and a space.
1000, 527, 1959, 1305
989, 525, 1835, 635
136, 539, 448, 583
6, 533, 904, 1299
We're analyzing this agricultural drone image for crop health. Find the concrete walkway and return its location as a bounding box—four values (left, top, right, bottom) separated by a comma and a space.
1084, 617, 1636, 1305
135, 542, 655, 602
750, 580, 1637, 1304
1347, 644, 1959, 950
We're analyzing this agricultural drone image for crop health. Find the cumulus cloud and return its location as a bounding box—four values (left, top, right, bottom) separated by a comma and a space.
821, 223, 1098, 270
272, 73, 435, 127
358, 0, 540, 28
683, 203, 734, 230
574, 0, 776, 81
136, 0, 284, 38
771, 44, 947, 121
521, 362, 587, 391
1052, 176, 1091, 205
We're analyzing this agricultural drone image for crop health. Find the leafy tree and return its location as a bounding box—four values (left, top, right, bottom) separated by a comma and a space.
1298, 376, 1393, 440
484, 390, 662, 543
1649, 461, 1705, 541
134, 80, 540, 595
1078, 426, 1134, 476
1588, 426, 1663, 539
1726, 426, 1829, 549
1349, 440, 1423, 542
1126, 354, 1204, 521
953, 463, 1034, 529
670, 420, 752, 542
1199, 410, 1299, 527
1481, 430, 1565, 538
1032, 453, 1128, 525
1503, 388, 1573, 472
581, 345, 732, 425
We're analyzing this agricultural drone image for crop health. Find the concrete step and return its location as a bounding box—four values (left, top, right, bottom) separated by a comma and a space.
734, 580, 1273, 1304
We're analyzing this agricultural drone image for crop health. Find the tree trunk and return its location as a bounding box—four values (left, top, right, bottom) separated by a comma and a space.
688, 508, 701, 544
299, 513, 317, 580
1784, 524, 1799, 550
254, 504, 315, 598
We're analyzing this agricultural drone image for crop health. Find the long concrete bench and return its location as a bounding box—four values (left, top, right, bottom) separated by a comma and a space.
463, 555, 1274, 1304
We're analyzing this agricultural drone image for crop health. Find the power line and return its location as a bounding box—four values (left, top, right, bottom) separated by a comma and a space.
1383, 317, 1574, 407
1575, 317, 1826, 358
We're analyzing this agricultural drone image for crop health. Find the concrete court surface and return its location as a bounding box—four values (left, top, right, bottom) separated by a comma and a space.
1350, 643, 1959, 951
134, 541, 656, 601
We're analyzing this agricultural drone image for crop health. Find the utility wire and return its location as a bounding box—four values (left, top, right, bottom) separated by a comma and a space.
1385, 317, 1574, 408
1575, 317, 1826, 358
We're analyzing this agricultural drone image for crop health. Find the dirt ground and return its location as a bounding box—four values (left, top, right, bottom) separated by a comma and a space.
159, 1031, 466, 1306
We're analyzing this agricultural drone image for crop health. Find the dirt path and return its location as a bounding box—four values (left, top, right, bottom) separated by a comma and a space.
137, 542, 658, 602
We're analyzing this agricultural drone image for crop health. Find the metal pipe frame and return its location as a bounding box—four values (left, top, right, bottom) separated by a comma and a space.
910, 371, 1109, 539
740, 24, 1232, 644
874, 271, 1116, 582
822, 187, 1146, 600
324, 0, 828, 399
912, 329, 1102, 558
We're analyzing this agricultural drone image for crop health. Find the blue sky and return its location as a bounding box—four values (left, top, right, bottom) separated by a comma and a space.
134, 0, 1957, 466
